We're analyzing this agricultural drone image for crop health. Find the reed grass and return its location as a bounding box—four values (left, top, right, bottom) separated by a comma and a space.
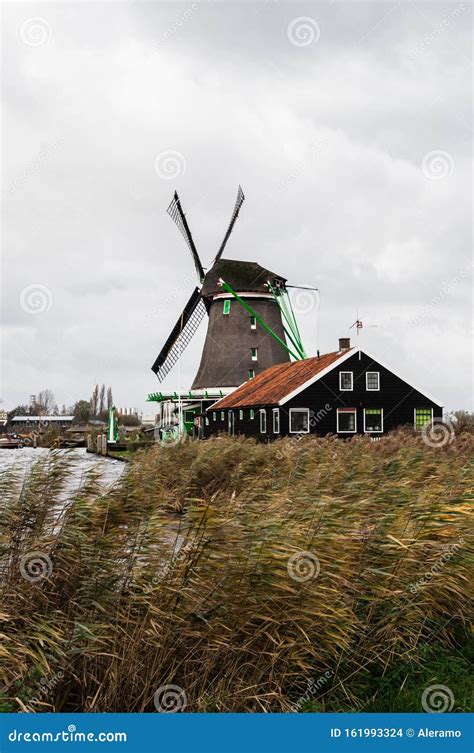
0, 431, 472, 712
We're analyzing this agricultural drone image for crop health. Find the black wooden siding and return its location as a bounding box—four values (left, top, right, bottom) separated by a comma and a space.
204, 351, 442, 439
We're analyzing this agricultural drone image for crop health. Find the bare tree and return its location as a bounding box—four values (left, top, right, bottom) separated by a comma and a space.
99, 384, 106, 414
90, 384, 99, 417
35, 390, 57, 415
107, 387, 113, 411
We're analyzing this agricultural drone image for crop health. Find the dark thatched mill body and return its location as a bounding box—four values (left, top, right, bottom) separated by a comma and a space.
191, 259, 290, 389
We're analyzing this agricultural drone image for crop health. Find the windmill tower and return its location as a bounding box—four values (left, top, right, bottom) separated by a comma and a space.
151, 188, 303, 392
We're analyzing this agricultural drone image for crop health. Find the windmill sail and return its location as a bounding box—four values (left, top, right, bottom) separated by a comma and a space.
167, 192, 205, 282
213, 185, 245, 265
151, 287, 206, 382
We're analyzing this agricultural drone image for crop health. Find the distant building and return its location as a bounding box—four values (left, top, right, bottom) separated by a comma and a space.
11, 415, 74, 429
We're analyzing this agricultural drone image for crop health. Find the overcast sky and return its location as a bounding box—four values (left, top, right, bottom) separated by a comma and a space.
2, 1, 472, 415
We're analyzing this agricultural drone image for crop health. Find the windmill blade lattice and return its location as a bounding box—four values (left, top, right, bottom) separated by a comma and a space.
151, 288, 206, 382
167, 192, 205, 282
213, 185, 245, 265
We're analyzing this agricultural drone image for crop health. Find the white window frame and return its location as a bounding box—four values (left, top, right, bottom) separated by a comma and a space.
220, 411, 225, 421
259, 409, 267, 433
250, 316, 257, 330
251, 348, 258, 361
272, 408, 280, 434
205, 417, 209, 426
239, 409, 244, 420
366, 371, 380, 391
250, 409, 255, 420
289, 408, 310, 434
363, 408, 383, 433
414, 407, 433, 431
248, 369, 255, 379
339, 371, 353, 391
212, 412, 216, 421
336, 408, 357, 433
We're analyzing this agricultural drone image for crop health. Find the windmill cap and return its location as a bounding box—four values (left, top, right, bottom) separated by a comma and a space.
201, 259, 286, 298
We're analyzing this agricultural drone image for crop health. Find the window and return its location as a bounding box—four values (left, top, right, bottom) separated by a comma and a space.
337, 408, 357, 433
212, 412, 216, 421
250, 316, 257, 330
289, 408, 309, 434
251, 348, 258, 361
414, 408, 433, 431
248, 369, 255, 379
239, 410, 244, 420
220, 411, 225, 421
223, 300, 231, 315
260, 409, 267, 433
366, 372, 380, 391
339, 372, 353, 391
250, 409, 255, 420
205, 417, 209, 426
364, 408, 383, 433
273, 408, 280, 434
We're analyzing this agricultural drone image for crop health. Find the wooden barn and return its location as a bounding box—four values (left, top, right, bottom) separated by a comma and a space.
203, 338, 442, 439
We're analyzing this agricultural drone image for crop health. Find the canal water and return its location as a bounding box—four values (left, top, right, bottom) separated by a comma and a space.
0, 447, 125, 487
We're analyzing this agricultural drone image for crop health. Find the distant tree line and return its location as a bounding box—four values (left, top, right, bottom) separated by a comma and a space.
7, 384, 139, 426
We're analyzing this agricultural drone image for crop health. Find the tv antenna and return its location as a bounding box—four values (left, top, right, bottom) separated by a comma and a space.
350, 309, 378, 336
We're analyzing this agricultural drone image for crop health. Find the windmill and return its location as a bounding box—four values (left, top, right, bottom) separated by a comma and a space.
151, 187, 306, 392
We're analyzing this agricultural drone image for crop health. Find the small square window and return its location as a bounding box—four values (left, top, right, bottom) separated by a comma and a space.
248, 369, 255, 379
273, 408, 280, 434
366, 372, 380, 391
223, 300, 231, 315
337, 408, 357, 433
414, 408, 433, 431
260, 409, 267, 433
220, 411, 225, 421
364, 408, 383, 433
289, 408, 309, 433
250, 316, 257, 330
251, 348, 258, 361
340, 372, 353, 391
250, 409, 255, 420
239, 409, 244, 420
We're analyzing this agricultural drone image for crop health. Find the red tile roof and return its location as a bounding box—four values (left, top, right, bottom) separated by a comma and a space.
210, 350, 353, 409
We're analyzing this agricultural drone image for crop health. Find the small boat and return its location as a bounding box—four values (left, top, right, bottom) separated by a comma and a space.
0, 435, 23, 449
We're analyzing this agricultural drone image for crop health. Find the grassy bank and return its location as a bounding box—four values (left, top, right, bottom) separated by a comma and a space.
0, 432, 472, 712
